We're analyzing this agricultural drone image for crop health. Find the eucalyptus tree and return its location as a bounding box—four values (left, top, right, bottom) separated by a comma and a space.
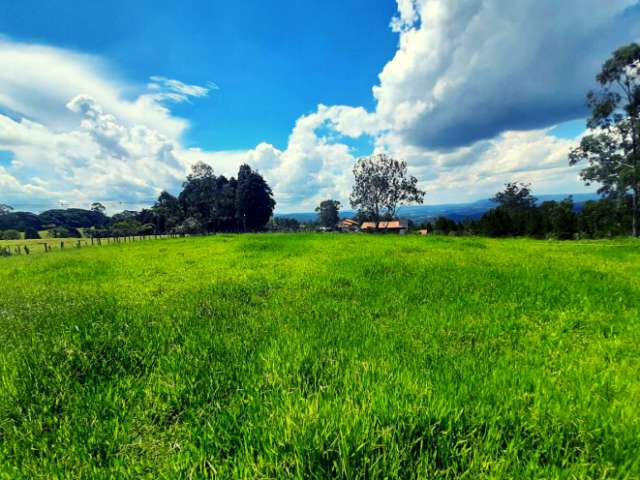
570, 43, 640, 236
349, 153, 424, 222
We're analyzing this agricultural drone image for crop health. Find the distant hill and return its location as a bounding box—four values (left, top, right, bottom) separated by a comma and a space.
276, 193, 601, 223
0, 208, 109, 231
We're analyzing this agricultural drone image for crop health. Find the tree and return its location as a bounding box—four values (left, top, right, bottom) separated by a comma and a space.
0, 204, 13, 216
178, 162, 218, 232
152, 191, 183, 233
491, 182, 537, 211
434, 216, 458, 235
315, 200, 341, 228
235, 164, 276, 231
350, 154, 425, 222
578, 197, 631, 238
488, 182, 537, 236
90, 202, 106, 214
0, 229, 20, 240
569, 43, 640, 236
24, 227, 40, 239
269, 217, 300, 232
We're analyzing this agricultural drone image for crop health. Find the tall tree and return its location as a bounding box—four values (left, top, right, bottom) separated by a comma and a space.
569, 43, 640, 236
485, 182, 538, 236
491, 182, 537, 211
0, 204, 14, 216
235, 164, 275, 231
213, 176, 238, 231
152, 191, 183, 233
315, 200, 341, 228
350, 154, 424, 222
179, 162, 218, 231
90, 202, 106, 214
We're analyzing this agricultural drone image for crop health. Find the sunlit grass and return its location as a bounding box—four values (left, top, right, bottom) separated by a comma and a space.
0, 234, 638, 478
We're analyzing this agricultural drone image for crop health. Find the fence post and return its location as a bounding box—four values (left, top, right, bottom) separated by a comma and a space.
24, 245, 30, 255
61, 241, 64, 249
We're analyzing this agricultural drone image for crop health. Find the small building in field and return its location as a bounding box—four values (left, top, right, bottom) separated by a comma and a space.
360, 222, 377, 232
360, 219, 409, 234
337, 218, 359, 232
380, 219, 409, 234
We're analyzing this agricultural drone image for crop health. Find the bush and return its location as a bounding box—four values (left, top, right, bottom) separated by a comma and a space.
48, 227, 70, 238
1, 229, 21, 240
24, 228, 40, 239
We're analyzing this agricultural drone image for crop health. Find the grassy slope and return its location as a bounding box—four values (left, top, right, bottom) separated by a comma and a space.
0, 234, 638, 479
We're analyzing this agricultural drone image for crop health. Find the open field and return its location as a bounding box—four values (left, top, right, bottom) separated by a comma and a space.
0, 234, 639, 478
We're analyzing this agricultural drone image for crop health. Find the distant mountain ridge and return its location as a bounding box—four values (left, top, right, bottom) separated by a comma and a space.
276, 193, 601, 223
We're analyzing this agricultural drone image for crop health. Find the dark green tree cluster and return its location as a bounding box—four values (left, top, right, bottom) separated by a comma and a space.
268, 217, 300, 232
0, 162, 275, 239
426, 182, 631, 239
87, 163, 275, 237
147, 162, 275, 235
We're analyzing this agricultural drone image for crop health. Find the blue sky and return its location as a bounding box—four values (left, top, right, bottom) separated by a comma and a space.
0, 0, 639, 212
1, 0, 397, 152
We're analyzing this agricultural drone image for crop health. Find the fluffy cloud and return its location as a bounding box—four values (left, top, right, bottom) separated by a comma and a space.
375, 0, 640, 149
376, 127, 590, 204
0, 95, 187, 210
0, 38, 210, 139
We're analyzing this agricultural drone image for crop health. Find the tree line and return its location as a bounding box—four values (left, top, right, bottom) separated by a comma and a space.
0, 163, 275, 238
425, 182, 631, 239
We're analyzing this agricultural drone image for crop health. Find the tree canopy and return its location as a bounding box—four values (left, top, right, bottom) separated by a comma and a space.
569, 43, 640, 236
350, 154, 425, 222
315, 200, 341, 228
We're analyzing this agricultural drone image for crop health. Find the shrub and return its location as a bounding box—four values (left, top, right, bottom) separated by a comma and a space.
1, 229, 21, 240
24, 228, 40, 239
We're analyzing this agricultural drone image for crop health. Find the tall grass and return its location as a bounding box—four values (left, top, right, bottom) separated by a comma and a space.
0, 234, 638, 478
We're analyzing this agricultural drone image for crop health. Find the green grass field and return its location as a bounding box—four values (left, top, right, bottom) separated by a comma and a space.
0, 234, 638, 478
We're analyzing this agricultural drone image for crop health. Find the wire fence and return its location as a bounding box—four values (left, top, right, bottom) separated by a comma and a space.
0, 233, 186, 258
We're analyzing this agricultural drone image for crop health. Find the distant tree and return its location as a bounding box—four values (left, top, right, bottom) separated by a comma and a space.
0, 229, 20, 240
569, 43, 640, 236
90, 202, 106, 214
175, 217, 204, 235
24, 227, 40, 239
315, 200, 341, 228
39, 208, 108, 229
487, 182, 537, 236
111, 210, 138, 223
350, 154, 425, 222
433, 216, 458, 235
536, 198, 577, 240
152, 191, 183, 233
479, 208, 513, 237
491, 182, 537, 211
48, 226, 71, 238
0, 204, 13, 216
269, 217, 300, 232
578, 197, 631, 238
235, 164, 276, 231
